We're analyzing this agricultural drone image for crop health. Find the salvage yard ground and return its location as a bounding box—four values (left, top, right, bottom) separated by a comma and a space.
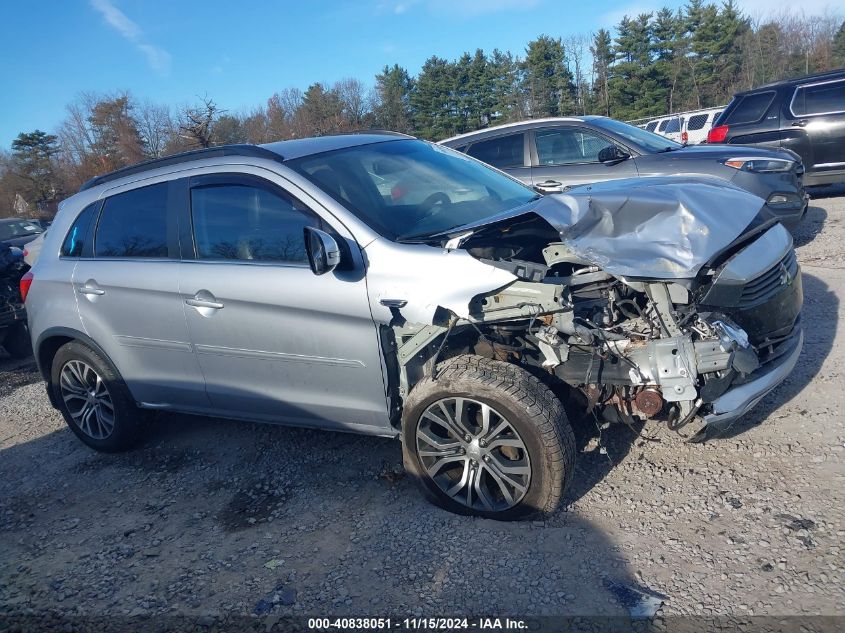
1, 188, 844, 619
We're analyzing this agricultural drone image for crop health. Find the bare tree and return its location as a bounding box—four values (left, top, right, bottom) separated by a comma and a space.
335, 77, 371, 128
179, 96, 224, 148
136, 101, 175, 158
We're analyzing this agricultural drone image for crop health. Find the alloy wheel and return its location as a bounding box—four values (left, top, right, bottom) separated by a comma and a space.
59, 360, 115, 440
415, 397, 531, 512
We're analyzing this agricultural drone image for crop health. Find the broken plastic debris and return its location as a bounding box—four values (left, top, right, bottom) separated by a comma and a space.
604, 578, 668, 619
263, 558, 284, 570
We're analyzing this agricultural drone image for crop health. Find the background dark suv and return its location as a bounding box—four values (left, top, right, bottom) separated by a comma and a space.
708, 68, 845, 186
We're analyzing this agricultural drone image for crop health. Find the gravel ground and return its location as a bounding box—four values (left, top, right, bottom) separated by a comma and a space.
1, 191, 843, 622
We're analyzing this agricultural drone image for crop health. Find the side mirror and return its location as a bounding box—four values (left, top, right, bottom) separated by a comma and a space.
304, 227, 341, 276
598, 145, 630, 165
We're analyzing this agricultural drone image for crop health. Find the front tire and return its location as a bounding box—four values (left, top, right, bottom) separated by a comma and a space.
51, 341, 143, 452
402, 355, 576, 520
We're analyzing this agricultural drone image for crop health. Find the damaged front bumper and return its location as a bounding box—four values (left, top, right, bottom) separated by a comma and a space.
703, 327, 803, 430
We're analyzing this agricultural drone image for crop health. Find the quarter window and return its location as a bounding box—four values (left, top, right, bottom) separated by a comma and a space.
61, 203, 97, 257
191, 184, 317, 264
645, 121, 658, 131
724, 92, 775, 125
535, 128, 614, 165
95, 183, 169, 258
792, 79, 845, 116
466, 134, 524, 168
664, 117, 683, 133
687, 114, 708, 130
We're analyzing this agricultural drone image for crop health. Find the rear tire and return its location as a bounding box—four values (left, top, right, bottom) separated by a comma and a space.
2, 322, 33, 358
402, 355, 576, 520
51, 341, 143, 452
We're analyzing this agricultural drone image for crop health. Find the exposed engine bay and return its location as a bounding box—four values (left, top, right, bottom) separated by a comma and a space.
377, 180, 804, 441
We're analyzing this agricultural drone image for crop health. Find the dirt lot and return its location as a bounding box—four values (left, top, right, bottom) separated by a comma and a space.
1, 190, 844, 622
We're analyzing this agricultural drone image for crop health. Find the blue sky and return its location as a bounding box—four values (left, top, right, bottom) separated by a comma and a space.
0, 0, 832, 148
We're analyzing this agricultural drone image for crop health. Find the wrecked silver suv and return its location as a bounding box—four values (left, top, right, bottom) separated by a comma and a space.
26, 134, 802, 520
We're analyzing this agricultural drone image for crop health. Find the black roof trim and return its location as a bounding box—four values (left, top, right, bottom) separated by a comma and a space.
78, 144, 282, 192
738, 68, 845, 94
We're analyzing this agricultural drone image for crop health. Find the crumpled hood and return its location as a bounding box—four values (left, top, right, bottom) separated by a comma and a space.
528, 176, 766, 279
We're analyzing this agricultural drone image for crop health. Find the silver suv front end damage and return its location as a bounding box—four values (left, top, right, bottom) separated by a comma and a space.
371, 179, 803, 441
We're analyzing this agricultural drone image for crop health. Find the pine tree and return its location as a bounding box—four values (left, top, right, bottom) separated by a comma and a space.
10, 130, 61, 205
411, 57, 457, 140
591, 29, 614, 116
374, 64, 414, 133
521, 35, 576, 117
831, 21, 845, 66
489, 49, 523, 123
468, 49, 495, 129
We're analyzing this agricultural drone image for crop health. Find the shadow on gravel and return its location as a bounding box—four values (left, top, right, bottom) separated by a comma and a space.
0, 411, 658, 618
792, 205, 827, 248
709, 272, 837, 440
806, 183, 845, 200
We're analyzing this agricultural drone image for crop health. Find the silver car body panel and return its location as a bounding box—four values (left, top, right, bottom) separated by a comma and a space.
364, 238, 517, 325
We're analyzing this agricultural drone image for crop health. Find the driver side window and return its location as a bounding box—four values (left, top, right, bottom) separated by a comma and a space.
190, 183, 318, 264
535, 128, 615, 165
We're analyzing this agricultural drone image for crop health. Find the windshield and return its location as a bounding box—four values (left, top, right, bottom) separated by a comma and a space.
288, 139, 537, 240
0, 220, 43, 241
595, 118, 682, 153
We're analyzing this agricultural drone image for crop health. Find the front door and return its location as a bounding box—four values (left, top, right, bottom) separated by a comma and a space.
785, 78, 845, 179
529, 126, 638, 190
177, 172, 390, 433
73, 180, 209, 408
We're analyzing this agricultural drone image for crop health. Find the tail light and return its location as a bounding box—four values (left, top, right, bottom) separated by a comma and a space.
681, 131, 688, 144
23, 248, 29, 258
20, 270, 34, 303
707, 125, 729, 143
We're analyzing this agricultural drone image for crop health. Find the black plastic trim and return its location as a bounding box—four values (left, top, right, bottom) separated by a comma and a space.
78, 145, 284, 192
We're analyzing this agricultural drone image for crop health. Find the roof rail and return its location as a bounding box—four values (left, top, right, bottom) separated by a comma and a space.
78, 144, 283, 192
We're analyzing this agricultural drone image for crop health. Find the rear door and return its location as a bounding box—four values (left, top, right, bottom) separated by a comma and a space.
721, 90, 783, 149
786, 77, 845, 179
177, 171, 390, 433
528, 125, 638, 190
685, 113, 710, 144
464, 132, 530, 184
73, 181, 209, 408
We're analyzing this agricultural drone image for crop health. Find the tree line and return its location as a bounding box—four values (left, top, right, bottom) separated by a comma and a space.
2, 1, 844, 218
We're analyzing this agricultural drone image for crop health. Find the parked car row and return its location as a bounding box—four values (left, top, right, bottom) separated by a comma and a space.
642, 107, 724, 144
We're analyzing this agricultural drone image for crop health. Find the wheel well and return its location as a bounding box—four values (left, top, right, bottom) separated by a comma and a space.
37, 335, 74, 382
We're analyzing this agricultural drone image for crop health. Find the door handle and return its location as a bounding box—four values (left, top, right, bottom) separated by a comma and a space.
186, 298, 224, 310
77, 285, 105, 296
534, 180, 563, 192
791, 120, 808, 128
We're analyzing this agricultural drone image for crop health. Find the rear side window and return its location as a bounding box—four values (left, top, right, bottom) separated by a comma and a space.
95, 183, 169, 258
645, 121, 658, 131
658, 119, 668, 131
687, 114, 708, 130
724, 91, 775, 125
664, 118, 683, 133
466, 134, 524, 168
191, 184, 317, 264
791, 79, 845, 116
61, 203, 97, 257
